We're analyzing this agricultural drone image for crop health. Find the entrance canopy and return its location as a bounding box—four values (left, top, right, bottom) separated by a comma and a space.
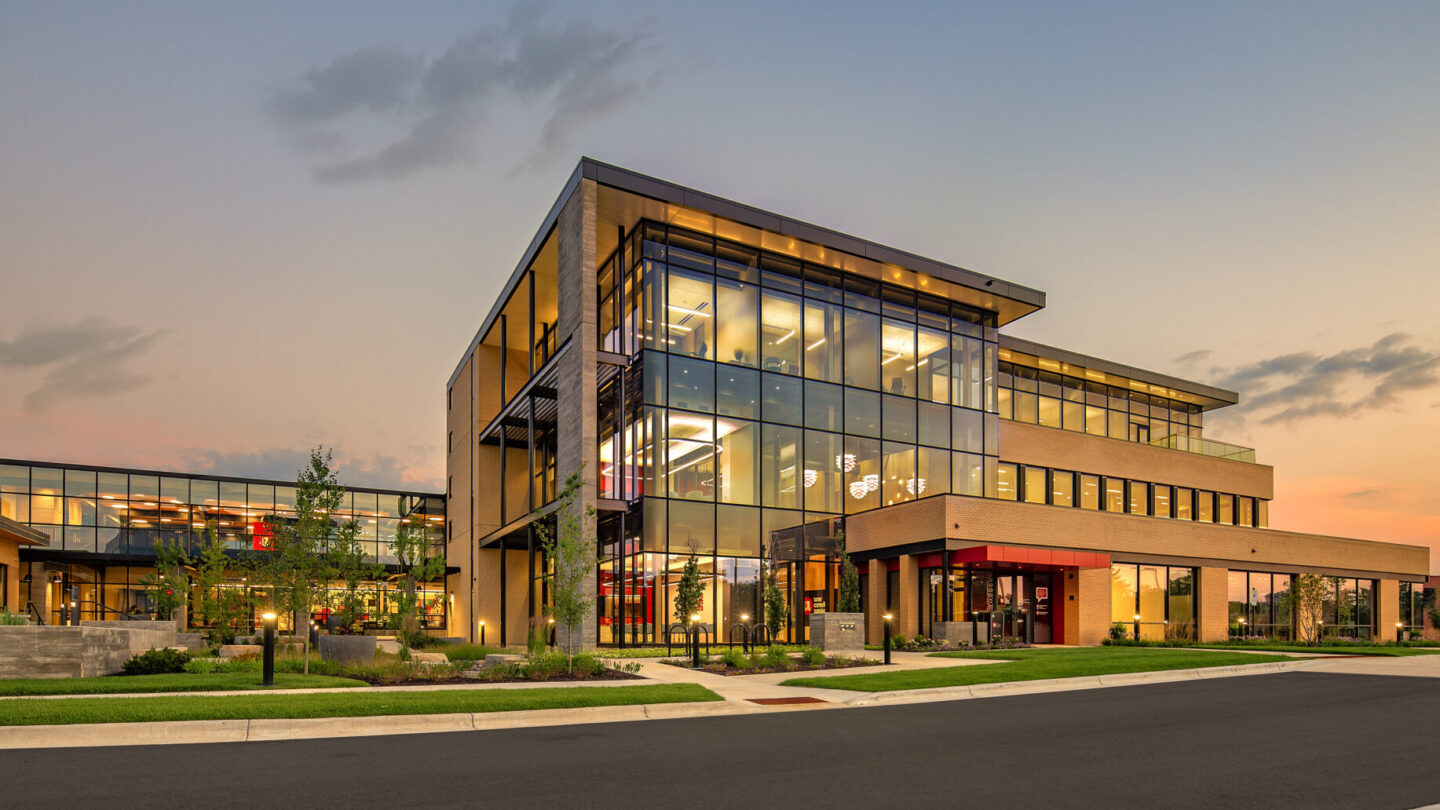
915, 544, 1109, 570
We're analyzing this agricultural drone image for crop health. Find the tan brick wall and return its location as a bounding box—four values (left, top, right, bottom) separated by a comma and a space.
866, 559, 885, 645
1061, 569, 1080, 644
446, 352, 475, 641
1075, 567, 1110, 645
1376, 579, 1400, 642
1001, 420, 1275, 500
0, 539, 19, 613
847, 496, 1428, 580
1197, 567, 1229, 641
897, 555, 919, 637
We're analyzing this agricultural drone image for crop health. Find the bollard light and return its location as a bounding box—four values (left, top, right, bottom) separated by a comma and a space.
261, 612, 277, 687
548, 616, 555, 649
479, 619, 486, 646
741, 613, 750, 653
689, 613, 701, 668
883, 613, 894, 665
1133, 613, 1141, 642
1397, 621, 1404, 644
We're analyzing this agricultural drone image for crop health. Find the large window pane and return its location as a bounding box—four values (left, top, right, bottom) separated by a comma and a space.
1079, 474, 1100, 509
917, 447, 949, 499
803, 300, 842, 381
802, 430, 844, 515
760, 289, 801, 374
715, 504, 759, 557
844, 389, 880, 437
843, 309, 879, 390
667, 412, 716, 501
916, 326, 950, 404
953, 408, 983, 453
952, 452, 984, 497
953, 335, 984, 410
65, 469, 97, 498
668, 500, 715, 556
668, 356, 714, 414
882, 442, 916, 505
881, 395, 916, 443
667, 268, 714, 359
0, 465, 27, 492
880, 319, 916, 396
1022, 466, 1046, 504
760, 424, 801, 509
994, 462, 1018, 501
716, 419, 757, 505
843, 436, 881, 513
1051, 471, 1074, 507
1111, 564, 1138, 624
1104, 477, 1124, 512
917, 401, 949, 448
716, 279, 758, 367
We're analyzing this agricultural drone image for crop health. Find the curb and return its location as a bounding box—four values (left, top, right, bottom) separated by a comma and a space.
844, 659, 1316, 707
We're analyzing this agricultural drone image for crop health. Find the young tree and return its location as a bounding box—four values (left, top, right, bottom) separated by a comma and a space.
389, 499, 445, 658
534, 467, 602, 673
328, 515, 375, 637
139, 537, 190, 622
1291, 573, 1327, 645
761, 550, 788, 641
835, 526, 860, 613
262, 447, 346, 674
673, 542, 704, 623
193, 520, 252, 644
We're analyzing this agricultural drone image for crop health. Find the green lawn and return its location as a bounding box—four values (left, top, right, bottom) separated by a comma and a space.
1181, 643, 1440, 657
0, 683, 721, 726
0, 672, 367, 697
599, 644, 808, 659
780, 647, 1292, 692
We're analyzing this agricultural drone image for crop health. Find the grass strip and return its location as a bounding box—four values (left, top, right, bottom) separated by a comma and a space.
1180, 644, 1440, 657
0, 672, 368, 697
780, 647, 1292, 692
0, 683, 721, 726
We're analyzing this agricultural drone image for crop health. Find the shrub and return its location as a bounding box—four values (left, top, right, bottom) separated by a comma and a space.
444, 644, 496, 663
0, 608, 27, 626
762, 645, 791, 670
608, 659, 643, 674
121, 647, 192, 675
719, 647, 750, 669
800, 646, 826, 666
1109, 622, 1129, 641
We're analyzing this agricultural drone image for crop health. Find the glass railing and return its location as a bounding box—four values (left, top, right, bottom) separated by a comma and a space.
1148, 435, 1257, 464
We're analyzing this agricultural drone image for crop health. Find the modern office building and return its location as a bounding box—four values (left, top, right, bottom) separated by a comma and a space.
446, 158, 1430, 649
0, 459, 448, 632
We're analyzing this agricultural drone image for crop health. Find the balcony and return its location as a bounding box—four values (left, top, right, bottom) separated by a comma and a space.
1148, 435, 1256, 464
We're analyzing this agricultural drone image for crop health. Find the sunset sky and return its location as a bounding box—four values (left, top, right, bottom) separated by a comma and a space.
2, 3, 1436, 566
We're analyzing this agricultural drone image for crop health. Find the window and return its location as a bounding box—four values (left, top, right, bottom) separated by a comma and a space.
1113, 563, 1197, 640
717, 278, 759, 367
843, 309, 880, 390
1079, 474, 1100, 510
761, 372, 802, 426
758, 288, 799, 373
1151, 485, 1171, 519
1128, 481, 1148, 515
1217, 494, 1234, 525
1022, 466, 1046, 504
994, 463, 1018, 501
804, 380, 843, 432
716, 366, 759, 419
1051, 470, 1074, 507
1174, 488, 1192, 520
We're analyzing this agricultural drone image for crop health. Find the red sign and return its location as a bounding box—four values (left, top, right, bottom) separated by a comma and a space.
252, 521, 273, 551
1035, 587, 1049, 601
804, 597, 813, 615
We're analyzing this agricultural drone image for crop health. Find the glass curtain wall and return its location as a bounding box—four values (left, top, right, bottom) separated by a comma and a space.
1227, 571, 1294, 639
594, 221, 1000, 644
1110, 563, 1197, 640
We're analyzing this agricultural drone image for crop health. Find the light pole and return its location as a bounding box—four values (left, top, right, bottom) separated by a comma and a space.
261, 612, 277, 687
690, 613, 701, 667
883, 613, 894, 665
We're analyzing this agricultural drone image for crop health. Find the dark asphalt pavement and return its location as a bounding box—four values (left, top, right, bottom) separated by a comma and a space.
3, 672, 1438, 809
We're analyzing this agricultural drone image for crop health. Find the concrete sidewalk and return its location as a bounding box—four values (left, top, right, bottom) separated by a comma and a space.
0, 651, 1335, 750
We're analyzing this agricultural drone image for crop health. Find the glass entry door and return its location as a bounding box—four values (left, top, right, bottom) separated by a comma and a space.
989, 572, 1054, 643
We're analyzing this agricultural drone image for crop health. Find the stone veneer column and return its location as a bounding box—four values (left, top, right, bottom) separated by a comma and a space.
1197, 566, 1229, 642
866, 559, 886, 645
1074, 567, 1111, 646
897, 555, 919, 638
1375, 579, 1400, 642
553, 177, 599, 650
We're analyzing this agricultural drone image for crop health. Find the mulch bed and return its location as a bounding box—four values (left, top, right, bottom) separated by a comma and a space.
661, 658, 881, 677
348, 669, 645, 687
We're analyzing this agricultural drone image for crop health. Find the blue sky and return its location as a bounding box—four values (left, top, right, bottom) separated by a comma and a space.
1, 1, 1436, 556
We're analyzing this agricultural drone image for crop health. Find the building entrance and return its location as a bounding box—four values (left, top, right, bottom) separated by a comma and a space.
990, 572, 1053, 643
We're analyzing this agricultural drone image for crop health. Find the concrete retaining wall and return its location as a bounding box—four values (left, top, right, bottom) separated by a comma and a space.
0, 622, 179, 678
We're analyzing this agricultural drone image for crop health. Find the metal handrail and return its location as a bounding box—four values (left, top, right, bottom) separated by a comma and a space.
26, 602, 44, 625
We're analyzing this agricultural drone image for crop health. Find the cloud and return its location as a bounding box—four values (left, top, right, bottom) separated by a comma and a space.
0, 318, 167, 412
265, 4, 657, 182
186, 448, 443, 492
1212, 333, 1440, 426
1172, 349, 1213, 367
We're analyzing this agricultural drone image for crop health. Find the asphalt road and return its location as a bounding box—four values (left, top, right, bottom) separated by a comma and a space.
4, 672, 1438, 809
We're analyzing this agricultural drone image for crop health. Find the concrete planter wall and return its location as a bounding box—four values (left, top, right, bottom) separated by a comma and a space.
808, 612, 865, 651
319, 634, 376, 665
933, 621, 989, 645
0, 622, 178, 678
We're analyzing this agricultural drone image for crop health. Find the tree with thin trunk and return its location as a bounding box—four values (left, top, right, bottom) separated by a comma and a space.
835, 526, 860, 613
762, 547, 788, 641
262, 447, 347, 674
1291, 573, 1326, 645
390, 498, 445, 659
673, 541, 704, 623
534, 467, 601, 673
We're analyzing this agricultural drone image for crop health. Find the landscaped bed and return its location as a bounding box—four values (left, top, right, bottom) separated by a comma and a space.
780, 647, 1293, 692
0, 683, 722, 726
0, 672, 367, 697
661, 645, 879, 676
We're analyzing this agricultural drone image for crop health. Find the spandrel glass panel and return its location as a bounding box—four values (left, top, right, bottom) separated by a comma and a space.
844, 389, 880, 438
65, 469, 97, 498
644, 350, 667, 405
761, 372, 802, 426
668, 500, 715, 556
666, 267, 714, 359
843, 309, 879, 390
716, 419, 757, 506
716, 278, 758, 367
668, 356, 714, 414
881, 395, 915, 443
715, 504, 759, 557
715, 366, 759, 420
759, 289, 801, 374
917, 401, 949, 448
803, 300, 842, 381
803, 380, 843, 432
